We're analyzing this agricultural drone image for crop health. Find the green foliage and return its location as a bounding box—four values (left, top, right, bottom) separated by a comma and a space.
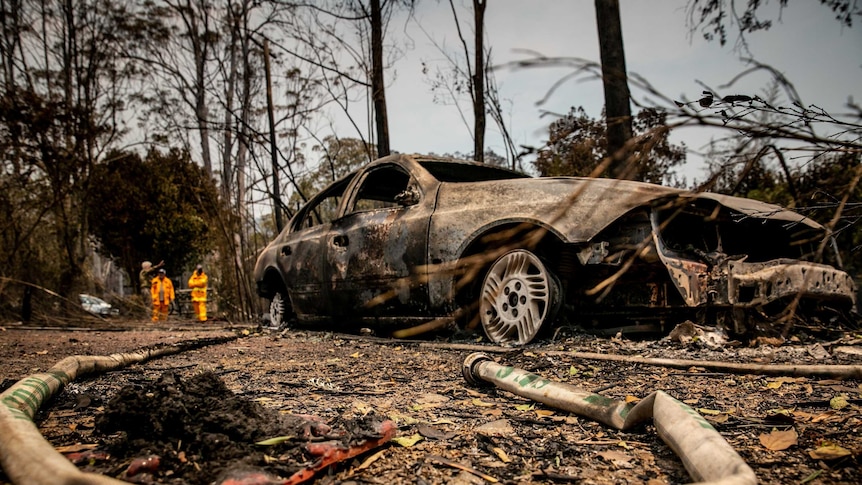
533, 107, 686, 185
0, 89, 62, 288
285, 136, 374, 209
707, 150, 861, 275
309, 136, 376, 188
0, 0, 146, 311
705, 151, 791, 206
791, 155, 861, 276
433, 149, 512, 169
88, 148, 220, 283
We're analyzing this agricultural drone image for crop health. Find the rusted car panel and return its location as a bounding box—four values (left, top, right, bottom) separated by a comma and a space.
646, 196, 856, 318
254, 154, 857, 343
726, 260, 856, 305
654, 245, 856, 307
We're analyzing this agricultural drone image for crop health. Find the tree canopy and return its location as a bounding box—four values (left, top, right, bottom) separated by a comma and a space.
707, 149, 862, 275
88, 148, 220, 283
534, 107, 687, 185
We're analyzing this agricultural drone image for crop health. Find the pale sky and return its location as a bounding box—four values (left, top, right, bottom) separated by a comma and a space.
347, 0, 861, 182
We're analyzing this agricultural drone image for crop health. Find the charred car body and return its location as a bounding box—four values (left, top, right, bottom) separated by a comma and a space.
254, 154, 856, 345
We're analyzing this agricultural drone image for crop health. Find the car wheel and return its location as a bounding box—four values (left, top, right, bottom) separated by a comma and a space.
479, 249, 560, 345
269, 291, 291, 330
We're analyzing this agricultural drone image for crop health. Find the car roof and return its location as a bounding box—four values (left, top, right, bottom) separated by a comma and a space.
308, 154, 824, 233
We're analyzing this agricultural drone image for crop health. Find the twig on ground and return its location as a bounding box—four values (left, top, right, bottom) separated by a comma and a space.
545, 351, 862, 379
426, 454, 499, 483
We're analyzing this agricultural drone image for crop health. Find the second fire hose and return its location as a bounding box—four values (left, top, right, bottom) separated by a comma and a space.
462, 352, 758, 485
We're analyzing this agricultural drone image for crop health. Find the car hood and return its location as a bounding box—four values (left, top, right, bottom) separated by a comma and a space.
435, 177, 823, 243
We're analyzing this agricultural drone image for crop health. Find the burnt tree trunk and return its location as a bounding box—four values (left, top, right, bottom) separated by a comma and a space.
472, 0, 486, 163
595, 0, 633, 179
370, 0, 390, 157
263, 39, 284, 232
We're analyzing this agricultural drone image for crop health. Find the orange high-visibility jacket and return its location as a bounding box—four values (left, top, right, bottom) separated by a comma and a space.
151, 277, 175, 304
188, 271, 208, 302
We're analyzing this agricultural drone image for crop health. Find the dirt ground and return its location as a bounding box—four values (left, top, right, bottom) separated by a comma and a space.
0, 318, 860, 485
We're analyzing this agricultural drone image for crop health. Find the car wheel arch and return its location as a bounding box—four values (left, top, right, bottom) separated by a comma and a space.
456, 221, 569, 281
454, 222, 570, 341
259, 267, 287, 300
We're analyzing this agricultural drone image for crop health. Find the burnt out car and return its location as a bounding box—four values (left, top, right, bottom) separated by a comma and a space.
254, 154, 857, 345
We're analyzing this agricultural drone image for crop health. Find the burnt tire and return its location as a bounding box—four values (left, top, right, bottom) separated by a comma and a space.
269, 290, 291, 330
479, 249, 561, 345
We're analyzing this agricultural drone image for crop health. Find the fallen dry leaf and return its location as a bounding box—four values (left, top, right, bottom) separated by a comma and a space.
764, 377, 804, 390
829, 395, 849, 410
417, 424, 457, 440
386, 412, 419, 426
755, 336, 784, 347
767, 408, 793, 417
791, 410, 818, 422
351, 400, 373, 416
809, 442, 852, 460
759, 428, 798, 451
427, 454, 499, 483
475, 419, 514, 437
706, 413, 729, 424
491, 447, 511, 463
391, 433, 423, 447
811, 411, 841, 424
597, 450, 633, 468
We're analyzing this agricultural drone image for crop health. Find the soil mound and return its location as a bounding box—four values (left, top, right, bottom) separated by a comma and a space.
96, 371, 389, 484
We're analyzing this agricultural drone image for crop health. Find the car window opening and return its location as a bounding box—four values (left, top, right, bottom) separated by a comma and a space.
418, 160, 528, 182
293, 177, 353, 231
351, 166, 412, 213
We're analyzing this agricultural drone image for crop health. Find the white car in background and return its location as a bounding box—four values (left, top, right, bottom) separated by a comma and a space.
79, 294, 119, 316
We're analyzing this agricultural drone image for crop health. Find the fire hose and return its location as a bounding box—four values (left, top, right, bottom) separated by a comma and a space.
462, 352, 758, 485
0, 336, 237, 485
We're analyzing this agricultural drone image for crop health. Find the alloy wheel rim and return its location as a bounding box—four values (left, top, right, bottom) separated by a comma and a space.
479, 250, 552, 345
270, 292, 286, 328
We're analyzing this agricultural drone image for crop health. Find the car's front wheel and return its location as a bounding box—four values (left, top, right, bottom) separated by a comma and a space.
479, 249, 561, 345
269, 290, 292, 330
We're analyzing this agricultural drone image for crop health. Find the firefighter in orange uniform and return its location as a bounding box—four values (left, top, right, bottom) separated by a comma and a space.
151, 269, 175, 322
188, 264, 208, 322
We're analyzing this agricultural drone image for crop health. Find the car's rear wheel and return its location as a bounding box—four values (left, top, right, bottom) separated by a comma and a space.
479, 249, 561, 345
269, 290, 291, 330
